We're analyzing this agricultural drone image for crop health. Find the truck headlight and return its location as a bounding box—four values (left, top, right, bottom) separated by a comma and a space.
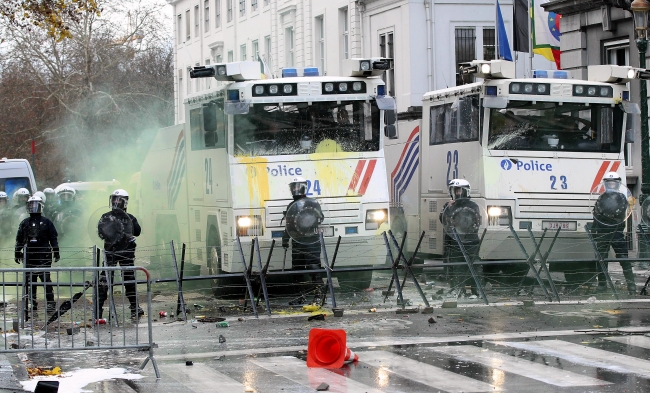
236, 215, 263, 236
487, 206, 512, 226
365, 209, 388, 230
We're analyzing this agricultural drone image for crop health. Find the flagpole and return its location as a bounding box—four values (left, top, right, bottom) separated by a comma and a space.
529, 0, 534, 75
496, 0, 500, 59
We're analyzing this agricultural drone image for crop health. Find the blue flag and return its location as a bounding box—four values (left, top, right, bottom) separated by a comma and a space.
497, 0, 513, 61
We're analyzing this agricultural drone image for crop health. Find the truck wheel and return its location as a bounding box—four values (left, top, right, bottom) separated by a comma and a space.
336, 270, 373, 292
207, 225, 242, 298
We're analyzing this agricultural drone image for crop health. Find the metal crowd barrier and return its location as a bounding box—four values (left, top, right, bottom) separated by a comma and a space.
0, 264, 159, 378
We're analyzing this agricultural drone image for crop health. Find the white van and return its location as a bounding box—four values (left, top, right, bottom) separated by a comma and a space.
0, 158, 37, 203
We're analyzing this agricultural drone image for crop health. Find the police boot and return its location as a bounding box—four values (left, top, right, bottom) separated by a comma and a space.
130, 306, 145, 320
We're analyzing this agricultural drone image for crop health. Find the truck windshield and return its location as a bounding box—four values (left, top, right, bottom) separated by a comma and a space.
0, 177, 32, 198
233, 100, 380, 156
488, 101, 624, 153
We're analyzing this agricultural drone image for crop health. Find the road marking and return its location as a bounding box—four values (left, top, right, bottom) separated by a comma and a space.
359, 350, 498, 392
154, 326, 650, 360
159, 363, 248, 392
252, 356, 384, 393
430, 345, 610, 387
605, 335, 650, 349
494, 340, 650, 379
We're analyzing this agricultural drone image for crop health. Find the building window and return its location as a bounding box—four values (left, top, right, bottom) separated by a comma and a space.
185, 9, 191, 40
455, 27, 476, 86
239, 0, 246, 16
483, 27, 495, 61
252, 40, 259, 61
194, 5, 200, 37
195, 62, 200, 92
264, 0, 269, 6
204, 1, 210, 33
316, 16, 325, 73
227, 0, 233, 22
205, 59, 211, 89
252, 0, 258, 12
340, 8, 349, 60
216, 54, 222, 63
265, 35, 272, 69
286, 27, 294, 67
228, 50, 234, 62
241, 44, 247, 61
379, 32, 395, 96
177, 14, 182, 44
187, 68, 191, 94
178, 69, 183, 120
216, 0, 221, 28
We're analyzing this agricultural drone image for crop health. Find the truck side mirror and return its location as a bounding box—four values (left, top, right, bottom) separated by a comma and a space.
384, 110, 396, 125
385, 125, 397, 139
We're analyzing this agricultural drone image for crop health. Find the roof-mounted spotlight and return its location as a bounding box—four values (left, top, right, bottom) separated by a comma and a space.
459, 59, 515, 79
342, 57, 393, 77
190, 61, 261, 81
587, 65, 645, 83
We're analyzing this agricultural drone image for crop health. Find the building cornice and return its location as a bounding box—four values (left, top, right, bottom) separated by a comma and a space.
544, 0, 631, 14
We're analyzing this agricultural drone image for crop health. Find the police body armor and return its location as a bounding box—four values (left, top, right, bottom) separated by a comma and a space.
97, 209, 134, 251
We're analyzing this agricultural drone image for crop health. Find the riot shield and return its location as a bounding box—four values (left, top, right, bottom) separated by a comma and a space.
442, 198, 486, 244
97, 209, 134, 248
285, 197, 327, 245
589, 183, 632, 227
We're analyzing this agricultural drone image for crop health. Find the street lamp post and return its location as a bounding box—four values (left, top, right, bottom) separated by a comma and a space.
631, 0, 650, 204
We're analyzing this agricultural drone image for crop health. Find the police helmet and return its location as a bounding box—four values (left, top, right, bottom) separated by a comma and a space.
13, 188, 30, 207
33, 191, 46, 203
0, 191, 7, 207
289, 177, 308, 198
448, 179, 471, 200
603, 171, 622, 191
43, 188, 55, 201
26, 195, 44, 214
110, 189, 129, 210
57, 186, 76, 202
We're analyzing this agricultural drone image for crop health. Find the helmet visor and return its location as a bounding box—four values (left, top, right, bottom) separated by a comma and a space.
59, 192, 74, 202
290, 182, 307, 197
603, 179, 621, 191
110, 195, 128, 210
15, 195, 28, 205
450, 187, 469, 200
0, 199, 6, 207
27, 201, 42, 214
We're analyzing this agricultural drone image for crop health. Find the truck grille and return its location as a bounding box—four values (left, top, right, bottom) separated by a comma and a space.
265, 198, 362, 228
514, 192, 592, 219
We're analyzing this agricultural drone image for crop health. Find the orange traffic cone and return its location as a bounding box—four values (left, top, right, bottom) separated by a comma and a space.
307, 328, 358, 369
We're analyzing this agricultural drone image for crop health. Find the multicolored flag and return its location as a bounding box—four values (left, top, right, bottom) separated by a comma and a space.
258, 55, 272, 79
532, 0, 561, 68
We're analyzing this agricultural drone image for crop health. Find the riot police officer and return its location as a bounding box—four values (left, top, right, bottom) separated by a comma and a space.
96, 189, 143, 320
439, 179, 483, 297
14, 195, 59, 313
589, 172, 636, 295
282, 177, 324, 302
54, 186, 81, 239
42, 188, 57, 219
11, 188, 30, 227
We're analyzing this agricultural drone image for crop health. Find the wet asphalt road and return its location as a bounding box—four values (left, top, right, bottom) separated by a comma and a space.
11, 270, 650, 392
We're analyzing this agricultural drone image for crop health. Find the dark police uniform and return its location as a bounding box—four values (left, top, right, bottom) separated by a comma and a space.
14, 214, 59, 310
439, 198, 482, 295
97, 209, 142, 318
589, 190, 635, 294
282, 196, 322, 296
